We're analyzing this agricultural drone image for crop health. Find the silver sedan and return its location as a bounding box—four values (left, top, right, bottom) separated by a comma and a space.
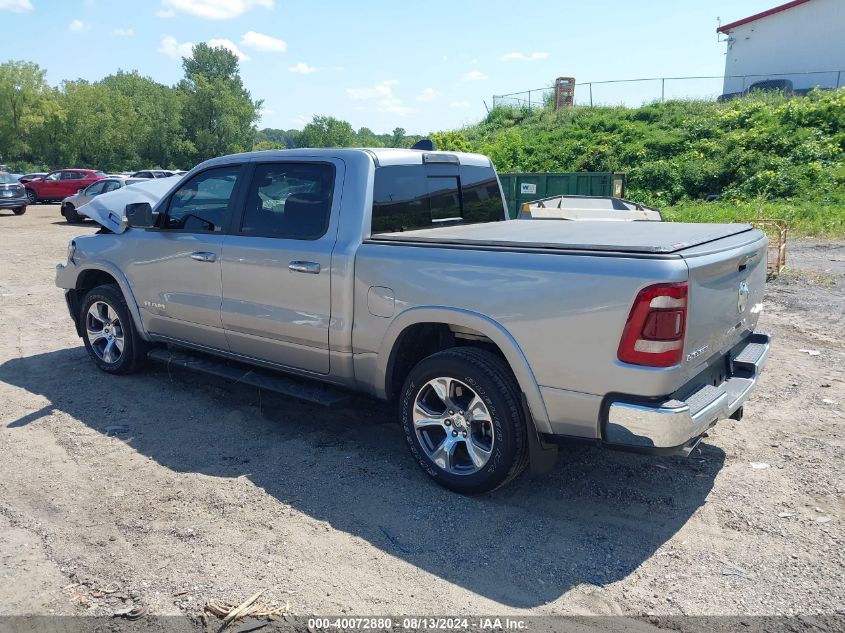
61, 178, 125, 223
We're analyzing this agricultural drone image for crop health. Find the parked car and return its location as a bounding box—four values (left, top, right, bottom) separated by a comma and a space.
56, 148, 771, 494
25, 169, 106, 204
18, 172, 48, 184
0, 172, 28, 215
60, 177, 125, 223
124, 170, 177, 186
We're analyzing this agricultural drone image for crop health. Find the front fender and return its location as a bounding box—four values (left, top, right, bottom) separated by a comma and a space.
375, 306, 552, 433
56, 259, 149, 340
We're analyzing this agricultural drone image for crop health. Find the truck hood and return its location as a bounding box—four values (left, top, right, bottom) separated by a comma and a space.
374, 219, 756, 255
78, 176, 182, 233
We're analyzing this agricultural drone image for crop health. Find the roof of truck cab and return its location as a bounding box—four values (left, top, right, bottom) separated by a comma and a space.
199, 148, 493, 168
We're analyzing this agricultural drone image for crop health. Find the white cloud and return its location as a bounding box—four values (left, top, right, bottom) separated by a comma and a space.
462, 70, 487, 81
208, 38, 249, 61
68, 19, 87, 32
240, 30, 286, 52
113, 28, 134, 37
501, 51, 549, 62
159, 0, 273, 20
0, 0, 33, 12
450, 101, 471, 109
346, 80, 414, 116
158, 35, 195, 60
288, 62, 317, 74
416, 87, 439, 102
291, 114, 309, 127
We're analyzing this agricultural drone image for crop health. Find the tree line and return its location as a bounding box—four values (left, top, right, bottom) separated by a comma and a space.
1, 46, 429, 174
0, 45, 262, 173
256, 119, 424, 152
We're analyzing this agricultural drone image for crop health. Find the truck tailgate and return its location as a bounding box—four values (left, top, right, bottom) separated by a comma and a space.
681, 230, 768, 369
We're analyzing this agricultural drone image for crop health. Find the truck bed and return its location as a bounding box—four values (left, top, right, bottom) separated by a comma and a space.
372, 220, 756, 255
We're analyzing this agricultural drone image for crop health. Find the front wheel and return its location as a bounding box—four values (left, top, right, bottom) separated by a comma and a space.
400, 347, 528, 494
63, 204, 83, 223
80, 284, 148, 374
25, 189, 37, 204
13, 206, 26, 215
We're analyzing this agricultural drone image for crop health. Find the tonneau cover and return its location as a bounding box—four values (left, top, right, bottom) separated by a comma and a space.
372, 219, 755, 255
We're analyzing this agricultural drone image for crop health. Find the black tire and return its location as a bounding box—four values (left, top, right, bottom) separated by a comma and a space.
25, 189, 37, 204
400, 347, 528, 494
80, 284, 148, 375
63, 203, 83, 223
12, 206, 26, 215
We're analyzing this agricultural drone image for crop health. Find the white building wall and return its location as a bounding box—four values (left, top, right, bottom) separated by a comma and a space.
722, 0, 845, 95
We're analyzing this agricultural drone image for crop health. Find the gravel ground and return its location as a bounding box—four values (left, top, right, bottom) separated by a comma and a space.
0, 206, 843, 623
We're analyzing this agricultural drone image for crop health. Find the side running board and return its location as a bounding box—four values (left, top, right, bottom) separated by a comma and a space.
147, 348, 351, 408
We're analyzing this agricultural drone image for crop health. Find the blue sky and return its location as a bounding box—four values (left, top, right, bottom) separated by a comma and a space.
1, 0, 782, 134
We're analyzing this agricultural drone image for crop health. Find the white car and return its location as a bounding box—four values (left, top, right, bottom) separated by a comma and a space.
124, 170, 178, 186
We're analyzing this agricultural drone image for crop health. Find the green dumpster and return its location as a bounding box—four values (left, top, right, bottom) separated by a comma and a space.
498, 172, 627, 218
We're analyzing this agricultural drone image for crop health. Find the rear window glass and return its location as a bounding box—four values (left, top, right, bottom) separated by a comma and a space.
371, 165, 505, 234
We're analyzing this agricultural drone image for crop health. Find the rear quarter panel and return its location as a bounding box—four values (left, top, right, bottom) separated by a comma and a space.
353, 243, 693, 435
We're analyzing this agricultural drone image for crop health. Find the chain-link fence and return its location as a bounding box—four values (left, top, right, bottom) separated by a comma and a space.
491, 70, 845, 109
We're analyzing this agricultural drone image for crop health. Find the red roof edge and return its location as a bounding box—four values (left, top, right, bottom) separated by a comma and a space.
717, 0, 813, 33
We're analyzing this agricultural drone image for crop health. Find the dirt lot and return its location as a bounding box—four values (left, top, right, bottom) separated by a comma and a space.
0, 205, 843, 622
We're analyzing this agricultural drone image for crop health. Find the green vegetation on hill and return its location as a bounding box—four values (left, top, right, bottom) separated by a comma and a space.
434, 89, 845, 235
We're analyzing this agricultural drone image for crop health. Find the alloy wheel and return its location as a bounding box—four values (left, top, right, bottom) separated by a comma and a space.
412, 376, 495, 475
85, 301, 125, 364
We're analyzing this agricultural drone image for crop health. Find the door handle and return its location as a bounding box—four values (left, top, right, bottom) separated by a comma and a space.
288, 261, 321, 274
190, 251, 216, 263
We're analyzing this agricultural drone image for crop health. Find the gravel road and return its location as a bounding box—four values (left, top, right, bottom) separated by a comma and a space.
0, 205, 842, 624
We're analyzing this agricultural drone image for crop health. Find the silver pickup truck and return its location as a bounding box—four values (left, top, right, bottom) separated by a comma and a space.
56, 148, 771, 493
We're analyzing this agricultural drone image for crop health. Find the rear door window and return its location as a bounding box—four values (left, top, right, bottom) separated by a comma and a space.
371, 165, 505, 233
163, 165, 240, 233
239, 162, 335, 240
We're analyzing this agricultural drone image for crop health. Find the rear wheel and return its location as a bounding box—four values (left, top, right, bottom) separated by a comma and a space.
12, 206, 26, 215
63, 203, 83, 223
25, 189, 37, 204
400, 347, 528, 494
80, 284, 148, 375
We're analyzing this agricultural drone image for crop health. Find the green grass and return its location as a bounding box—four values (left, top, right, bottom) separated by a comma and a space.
663, 196, 845, 237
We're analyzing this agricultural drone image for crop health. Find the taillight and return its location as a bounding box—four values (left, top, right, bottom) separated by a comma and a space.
617, 282, 688, 367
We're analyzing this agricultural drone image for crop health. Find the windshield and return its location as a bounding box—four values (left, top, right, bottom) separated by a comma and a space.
0, 173, 18, 184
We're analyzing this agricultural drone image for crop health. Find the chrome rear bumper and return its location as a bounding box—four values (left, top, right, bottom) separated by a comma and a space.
604, 332, 771, 451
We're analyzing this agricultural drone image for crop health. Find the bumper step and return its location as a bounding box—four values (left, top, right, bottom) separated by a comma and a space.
604, 331, 772, 452
147, 348, 351, 408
